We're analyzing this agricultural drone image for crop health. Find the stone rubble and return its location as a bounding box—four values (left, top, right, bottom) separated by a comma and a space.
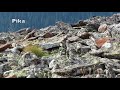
0, 14, 120, 78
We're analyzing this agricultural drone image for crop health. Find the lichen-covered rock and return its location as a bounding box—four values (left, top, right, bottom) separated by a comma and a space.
16, 28, 32, 35
6, 68, 29, 78
42, 32, 57, 38
100, 42, 120, 59
0, 57, 7, 63
56, 21, 73, 30
98, 24, 108, 33
77, 32, 91, 39
40, 42, 60, 50
86, 23, 100, 32
0, 39, 7, 44
67, 36, 79, 43
1, 13, 120, 78
18, 52, 39, 67
0, 63, 12, 77
39, 34, 67, 50
71, 20, 87, 27
23, 30, 36, 40
0, 43, 12, 52
109, 23, 120, 39
0, 64, 3, 76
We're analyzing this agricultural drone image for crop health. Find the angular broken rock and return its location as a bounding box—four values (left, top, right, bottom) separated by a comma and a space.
49, 59, 56, 69
102, 52, 120, 60
52, 63, 102, 76
5, 74, 17, 78
0, 39, 7, 44
19, 52, 39, 67
0, 64, 3, 76
0, 43, 12, 52
98, 24, 108, 33
0, 63, 12, 77
71, 20, 87, 27
109, 23, 120, 39
70, 42, 91, 54
27, 36, 39, 41
10, 45, 23, 54
86, 23, 100, 32
77, 46, 91, 54
77, 32, 91, 39
0, 58, 8, 63
16, 28, 32, 35
101, 41, 112, 49
40, 34, 67, 50
56, 21, 72, 30
67, 36, 79, 43
40, 42, 60, 50
99, 42, 120, 59
95, 37, 110, 48
42, 32, 57, 38
23, 30, 36, 40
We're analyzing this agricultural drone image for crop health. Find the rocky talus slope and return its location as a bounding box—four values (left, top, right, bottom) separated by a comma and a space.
1, 14, 120, 78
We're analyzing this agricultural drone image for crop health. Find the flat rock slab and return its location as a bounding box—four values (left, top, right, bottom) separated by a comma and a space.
52, 63, 103, 76
0, 43, 12, 52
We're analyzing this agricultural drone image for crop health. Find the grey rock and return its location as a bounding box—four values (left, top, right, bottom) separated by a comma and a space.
71, 20, 87, 27
0, 58, 7, 63
49, 59, 56, 69
77, 32, 91, 39
0, 64, 3, 75
26, 74, 35, 78
77, 46, 91, 54
98, 24, 108, 33
40, 42, 60, 50
67, 36, 79, 43
0, 39, 7, 44
19, 52, 39, 67
109, 23, 120, 39
56, 21, 73, 30
65, 42, 91, 60
86, 23, 100, 32
40, 34, 67, 50
100, 42, 120, 59
52, 74, 68, 78
9, 45, 23, 54
3, 70, 14, 77
116, 74, 120, 78
0, 63, 12, 75
16, 28, 32, 35
52, 62, 102, 76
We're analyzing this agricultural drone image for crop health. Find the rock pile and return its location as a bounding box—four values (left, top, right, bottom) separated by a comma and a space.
0, 14, 120, 78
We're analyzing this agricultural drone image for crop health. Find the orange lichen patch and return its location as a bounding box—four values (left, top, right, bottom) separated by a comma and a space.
95, 37, 109, 48
98, 24, 108, 33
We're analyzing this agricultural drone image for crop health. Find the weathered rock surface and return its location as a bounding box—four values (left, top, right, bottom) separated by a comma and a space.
16, 28, 32, 35
39, 34, 67, 50
1, 14, 120, 78
23, 30, 36, 40
0, 43, 12, 52
0, 39, 7, 44
98, 24, 108, 33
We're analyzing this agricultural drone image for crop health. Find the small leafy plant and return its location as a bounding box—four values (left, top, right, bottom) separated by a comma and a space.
23, 44, 48, 57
